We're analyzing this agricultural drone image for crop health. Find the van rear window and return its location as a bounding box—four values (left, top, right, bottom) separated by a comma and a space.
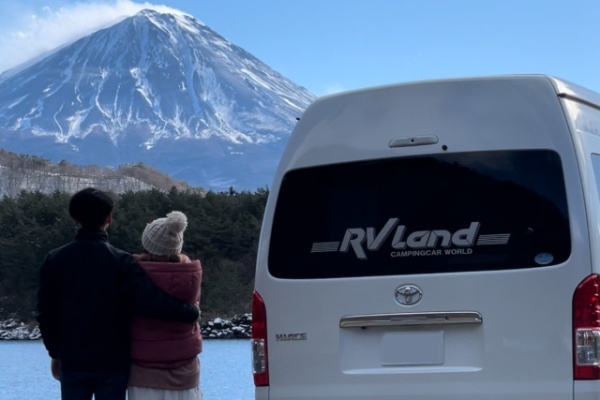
268, 150, 570, 279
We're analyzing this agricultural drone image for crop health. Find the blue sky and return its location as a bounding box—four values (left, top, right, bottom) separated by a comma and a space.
0, 0, 599, 96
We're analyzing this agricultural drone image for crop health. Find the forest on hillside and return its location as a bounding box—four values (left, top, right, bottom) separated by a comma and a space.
0, 187, 268, 322
0, 149, 193, 198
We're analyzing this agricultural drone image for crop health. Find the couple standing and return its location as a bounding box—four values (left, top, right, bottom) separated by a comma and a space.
36, 188, 203, 400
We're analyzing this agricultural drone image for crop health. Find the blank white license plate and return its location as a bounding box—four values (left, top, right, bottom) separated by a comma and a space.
381, 330, 445, 366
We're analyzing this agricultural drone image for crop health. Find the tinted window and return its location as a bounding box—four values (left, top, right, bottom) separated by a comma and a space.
269, 150, 570, 279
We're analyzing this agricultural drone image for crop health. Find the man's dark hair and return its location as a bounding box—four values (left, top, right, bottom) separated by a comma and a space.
69, 187, 114, 229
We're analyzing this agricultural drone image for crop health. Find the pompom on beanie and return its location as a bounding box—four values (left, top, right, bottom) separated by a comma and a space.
142, 211, 188, 256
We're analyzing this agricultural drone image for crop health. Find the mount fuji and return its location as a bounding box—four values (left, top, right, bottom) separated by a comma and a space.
0, 9, 316, 190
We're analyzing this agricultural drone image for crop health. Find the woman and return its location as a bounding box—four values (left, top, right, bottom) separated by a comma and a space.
128, 211, 203, 400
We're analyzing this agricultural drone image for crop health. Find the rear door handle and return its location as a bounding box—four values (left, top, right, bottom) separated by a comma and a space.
339, 311, 483, 328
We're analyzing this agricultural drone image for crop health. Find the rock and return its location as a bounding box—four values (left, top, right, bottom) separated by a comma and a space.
0, 314, 253, 340
0, 319, 42, 340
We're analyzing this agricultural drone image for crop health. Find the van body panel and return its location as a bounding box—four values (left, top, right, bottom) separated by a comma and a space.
255, 387, 269, 400
275, 76, 576, 174
255, 75, 600, 399
558, 94, 600, 278
574, 381, 600, 399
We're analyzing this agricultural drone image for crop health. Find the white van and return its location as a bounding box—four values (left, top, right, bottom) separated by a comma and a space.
251, 75, 600, 399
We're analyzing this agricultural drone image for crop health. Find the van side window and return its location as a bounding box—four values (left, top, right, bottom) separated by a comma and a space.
592, 154, 600, 201
269, 150, 570, 279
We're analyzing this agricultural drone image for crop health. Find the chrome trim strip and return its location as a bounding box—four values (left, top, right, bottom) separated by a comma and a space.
339, 311, 483, 328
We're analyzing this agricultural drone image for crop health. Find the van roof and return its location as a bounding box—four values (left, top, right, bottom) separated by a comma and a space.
283, 75, 589, 170
315, 75, 600, 110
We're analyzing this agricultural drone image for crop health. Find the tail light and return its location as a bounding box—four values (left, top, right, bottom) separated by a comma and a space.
573, 274, 600, 379
252, 290, 269, 386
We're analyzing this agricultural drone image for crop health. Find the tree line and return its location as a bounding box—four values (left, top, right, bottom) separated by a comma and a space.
0, 187, 268, 322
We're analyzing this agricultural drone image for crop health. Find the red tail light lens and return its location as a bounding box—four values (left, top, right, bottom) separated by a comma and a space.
252, 291, 269, 386
573, 274, 600, 379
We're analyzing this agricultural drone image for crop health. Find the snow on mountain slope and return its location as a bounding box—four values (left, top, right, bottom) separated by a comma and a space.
0, 9, 316, 190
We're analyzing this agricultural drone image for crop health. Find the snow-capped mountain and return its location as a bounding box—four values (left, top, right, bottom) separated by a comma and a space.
0, 9, 316, 190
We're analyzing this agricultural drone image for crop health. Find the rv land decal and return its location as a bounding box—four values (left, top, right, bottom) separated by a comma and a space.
311, 219, 510, 260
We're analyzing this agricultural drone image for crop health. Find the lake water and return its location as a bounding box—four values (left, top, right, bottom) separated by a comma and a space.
0, 340, 254, 400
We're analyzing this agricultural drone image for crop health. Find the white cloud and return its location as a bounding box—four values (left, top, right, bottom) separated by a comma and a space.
0, 0, 186, 74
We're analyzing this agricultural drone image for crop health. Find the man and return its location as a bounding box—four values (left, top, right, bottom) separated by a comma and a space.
36, 188, 200, 400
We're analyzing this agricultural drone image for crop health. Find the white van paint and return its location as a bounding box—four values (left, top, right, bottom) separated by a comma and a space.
252, 75, 600, 399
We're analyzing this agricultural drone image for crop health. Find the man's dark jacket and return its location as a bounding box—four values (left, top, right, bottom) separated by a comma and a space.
36, 228, 199, 371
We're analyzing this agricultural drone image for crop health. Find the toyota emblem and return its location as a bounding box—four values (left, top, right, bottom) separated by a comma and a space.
395, 284, 422, 306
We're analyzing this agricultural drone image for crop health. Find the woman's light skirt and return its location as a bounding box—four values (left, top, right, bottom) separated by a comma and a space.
128, 386, 202, 400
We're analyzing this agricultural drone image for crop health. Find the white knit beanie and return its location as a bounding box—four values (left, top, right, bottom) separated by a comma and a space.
141, 211, 188, 256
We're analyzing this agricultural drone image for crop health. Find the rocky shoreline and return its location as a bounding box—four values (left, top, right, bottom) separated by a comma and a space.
0, 314, 252, 340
